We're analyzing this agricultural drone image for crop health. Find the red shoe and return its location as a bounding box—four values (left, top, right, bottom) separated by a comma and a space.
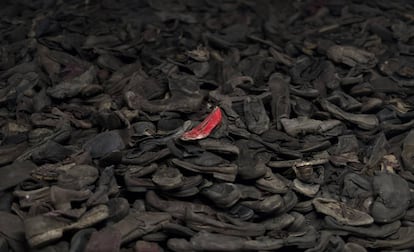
181, 107, 222, 141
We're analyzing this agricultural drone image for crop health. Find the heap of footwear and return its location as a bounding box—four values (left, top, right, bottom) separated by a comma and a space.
1, 0, 414, 251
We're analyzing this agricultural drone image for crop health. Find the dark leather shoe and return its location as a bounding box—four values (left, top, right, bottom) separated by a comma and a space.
24, 204, 109, 248
171, 158, 238, 182
313, 197, 374, 226
152, 166, 184, 190
371, 172, 411, 223
145, 190, 215, 219
201, 183, 241, 208
111, 210, 171, 244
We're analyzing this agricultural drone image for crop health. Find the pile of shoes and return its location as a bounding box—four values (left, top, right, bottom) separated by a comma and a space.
1, 0, 414, 251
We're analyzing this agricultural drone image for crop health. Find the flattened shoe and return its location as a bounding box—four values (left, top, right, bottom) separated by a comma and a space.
135, 240, 164, 252
235, 140, 267, 180
261, 213, 295, 232
348, 226, 414, 250
243, 96, 270, 134
201, 183, 241, 208
313, 197, 374, 226
189, 231, 246, 251
198, 138, 240, 157
84, 227, 122, 252
0, 161, 37, 191
227, 204, 254, 221
69, 228, 96, 252
152, 166, 184, 190
162, 174, 202, 197
50, 185, 92, 210
284, 226, 319, 249
14, 187, 51, 208
292, 179, 320, 197
402, 130, 414, 172
125, 174, 157, 192
240, 194, 284, 214
171, 158, 238, 182
0, 211, 27, 252
24, 204, 109, 248
323, 216, 401, 238
145, 190, 216, 219
111, 210, 171, 244
255, 168, 289, 194
343, 242, 367, 252
371, 172, 411, 223
184, 210, 265, 237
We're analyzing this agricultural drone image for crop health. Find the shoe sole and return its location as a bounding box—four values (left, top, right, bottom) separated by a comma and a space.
28, 205, 109, 248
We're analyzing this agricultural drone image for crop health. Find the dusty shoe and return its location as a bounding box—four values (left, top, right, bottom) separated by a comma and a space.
152, 166, 184, 190
83, 129, 128, 159
124, 164, 158, 192
305, 230, 345, 252
292, 179, 320, 198
57, 164, 99, 190
163, 222, 196, 238
183, 151, 225, 167
343, 242, 367, 252
227, 204, 255, 221
189, 230, 247, 251
255, 167, 289, 194
201, 183, 241, 208
284, 226, 319, 249
371, 172, 411, 223
69, 228, 96, 252
327, 90, 362, 111
0, 211, 27, 252
0, 161, 37, 191
111, 209, 171, 244
50, 185, 92, 210
125, 177, 156, 192
401, 129, 414, 172
84, 227, 122, 252
243, 96, 270, 134
162, 174, 203, 198
106, 198, 130, 223
24, 204, 109, 248
0, 237, 8, 252
31, 140, 73, 164
261, 213, 295, 232
145, 190, 215, 219
280, 117, 342, 137
167, 238, 194, 252
268, 72, 291, 129
236, 184, 263, 200
171, 158, 238, 182
135, 240, 164, 252
184, 210, 265, 237
240, 194, 284, 214
323, 216, 400, 238
86, 166, 119, 207
313, 197, 374, 226
122, 148, 171, 166
198, 138, 240, 157
14, 186, 51, 208
235, 139, 268, 180
319, 99, 379, 130
348, 226, 414, 250
326, 45, 377, 69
